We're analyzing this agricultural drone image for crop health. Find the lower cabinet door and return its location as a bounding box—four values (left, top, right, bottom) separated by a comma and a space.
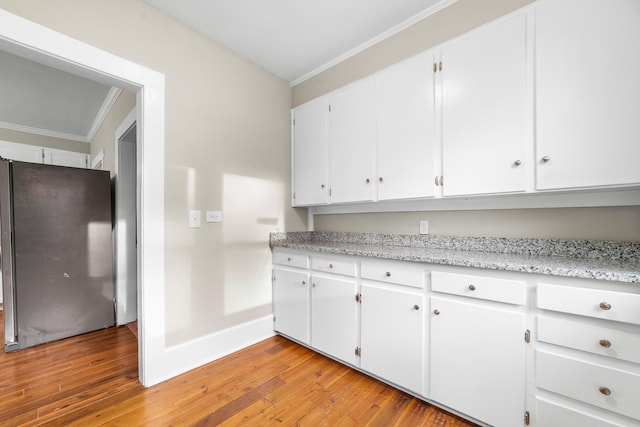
360, 282, 424, 394
273, 268, 310, 344
430, 296, 526, 427
311, 275, 358, 365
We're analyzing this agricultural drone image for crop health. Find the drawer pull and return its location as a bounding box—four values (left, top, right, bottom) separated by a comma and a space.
433, 309, 440, 315
468, 284, 476, 291
599, 339, 612, 348
302, 280, 306, 285
287, 257, 291, 262
599, 386, 611, 396
385, 272, 391, 277
329, 263, 334, 269
599, 302, 612, 311
413, 305, 420, 311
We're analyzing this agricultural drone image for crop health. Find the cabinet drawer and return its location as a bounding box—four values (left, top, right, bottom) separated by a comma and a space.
311, 256, 357, 277
536, 350, 640, 421
361, 260, 424, 289
273, 252, 309, 268
538, 316, 640, 365
431, 271, 526, 305
536, 397, 627, 427
537, 284, 640, 325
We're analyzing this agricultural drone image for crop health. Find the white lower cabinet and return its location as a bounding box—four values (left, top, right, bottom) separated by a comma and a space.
311, 274, 358, 365
272, 249, 640, 427
360, 281, 424, 394
430, 295, 526, 427
273, 267, 310, 344
534, 279, 640, 426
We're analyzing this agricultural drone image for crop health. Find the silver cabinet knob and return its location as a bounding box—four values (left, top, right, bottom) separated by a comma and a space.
329, 263, 334, 269
301, 280, 306, 285
312, 283, 316, 288
599, 339, 612, 348
385, 271, 391, 277
599, 386, 611, 396
379, 177, 384, 183
468, 284, 476, 291
599, 302, 612, 311
321, 184, 325, 189
541, 156, 551, 163
513, 160, 522, 166
365, 178, 370, 184
433, 309, 440, 315
413, 305, 420, 311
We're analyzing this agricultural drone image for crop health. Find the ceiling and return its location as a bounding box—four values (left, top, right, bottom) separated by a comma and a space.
0, 0, 451, 143
144, 0, 452, 84
0, 49, 120, 143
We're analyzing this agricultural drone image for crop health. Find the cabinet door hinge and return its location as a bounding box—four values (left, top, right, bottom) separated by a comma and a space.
524, 329, 531, 343
355, 293, 362, 303
439, 61, 442, 71
328, 105, 332, 112
355, 347, 361, 357
433, 62, 437, 73
292, 192, 296, 200
292, 118, 295, 126
524, 410, 530, 425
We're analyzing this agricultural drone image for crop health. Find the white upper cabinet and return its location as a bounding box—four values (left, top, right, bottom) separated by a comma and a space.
376, 50, 436, 201
45, 148, 88, 169
440, 11, 528, 196
328, 78, 376, 203
535, 0, 640, 190
292, 97, 328, 206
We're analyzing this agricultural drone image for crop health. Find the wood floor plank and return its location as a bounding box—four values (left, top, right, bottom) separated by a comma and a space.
0, 311, 478, 426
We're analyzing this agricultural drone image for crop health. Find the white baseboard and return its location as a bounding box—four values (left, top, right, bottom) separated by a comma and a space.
149, 315, 275, 386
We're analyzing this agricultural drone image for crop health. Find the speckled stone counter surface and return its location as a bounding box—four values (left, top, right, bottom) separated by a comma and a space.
269, 232, 640, 283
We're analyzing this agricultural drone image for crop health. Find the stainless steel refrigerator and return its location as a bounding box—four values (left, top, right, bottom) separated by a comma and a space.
1, 159, 115, 352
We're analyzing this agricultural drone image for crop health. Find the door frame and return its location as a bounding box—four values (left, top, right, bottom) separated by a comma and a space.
115, 108, 137, 326
0, 9, 166, 386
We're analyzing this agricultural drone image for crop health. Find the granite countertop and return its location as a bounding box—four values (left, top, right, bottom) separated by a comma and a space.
269, 232, 640, 284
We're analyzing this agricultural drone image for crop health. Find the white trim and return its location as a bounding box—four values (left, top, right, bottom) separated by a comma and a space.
290, 0, 458, 86
114, 108, 137, 326
91, 147, 104, 170
308, 189, 640, 216
86, 87, 122, 142
155, 316, 275, 385
0, 119, 91, 142
0, 8, 166, 386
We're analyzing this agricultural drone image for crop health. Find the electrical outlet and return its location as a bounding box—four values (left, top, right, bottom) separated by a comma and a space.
205, 211, 223, 223
419, 220, 429, 235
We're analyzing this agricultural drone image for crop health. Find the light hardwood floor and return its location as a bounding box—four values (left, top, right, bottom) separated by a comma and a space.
0, 310, 477, 426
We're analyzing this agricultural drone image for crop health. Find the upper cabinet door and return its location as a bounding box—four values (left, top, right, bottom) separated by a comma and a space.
535, 0, 640, 190
292, 97, 328, 206
376, 50, 436, 201
328, 78, 376, 204
441, 12, 528, 196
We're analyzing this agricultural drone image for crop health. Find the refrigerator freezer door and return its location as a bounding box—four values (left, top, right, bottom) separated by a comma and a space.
8, 161, 115, 350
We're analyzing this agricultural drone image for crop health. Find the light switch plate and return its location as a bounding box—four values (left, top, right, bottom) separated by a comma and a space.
206, 211, 223, 223
189, 210, 201, 228
419, 220, 429, 235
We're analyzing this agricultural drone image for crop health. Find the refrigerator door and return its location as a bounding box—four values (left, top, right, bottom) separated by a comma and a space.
6, 161, 114, 351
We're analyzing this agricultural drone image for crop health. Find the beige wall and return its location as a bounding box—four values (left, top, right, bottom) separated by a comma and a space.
0, 0, 306, 346
89, 90, 136, 175
0, 128, 89, 153
295, 0, 640, 242
314, 207, 640, 242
